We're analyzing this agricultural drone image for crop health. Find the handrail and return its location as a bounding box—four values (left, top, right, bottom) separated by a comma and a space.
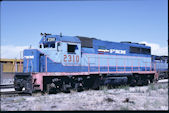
45, 55, 47, 72
107, 58, 109, 73
88, 57, 90, 73
87, 55, 154, 73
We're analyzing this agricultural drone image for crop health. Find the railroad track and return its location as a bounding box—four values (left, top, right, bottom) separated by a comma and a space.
0, 84, 31, 96
0, 91, 20, 96
157, 79, 168, 84
0, 79, 167, 96
0, 84, 14, 89
0, 91, 33, 97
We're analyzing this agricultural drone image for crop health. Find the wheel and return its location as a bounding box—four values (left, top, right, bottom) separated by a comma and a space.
75, 83, 83, 92
14, 84, 23, 91
24, 81, 33, 94
143, 79, 149, 86
46, 83, 57, 94
91, 76, 100, 90
62, 84, 71, 93
128, 76, 136, 87
77, 86, 83, 92
15, 86, 23, 91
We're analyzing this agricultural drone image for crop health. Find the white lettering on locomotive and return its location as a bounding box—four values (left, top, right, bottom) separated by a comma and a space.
110, 49, 126, 54
24, 56, 34, 59
98, 49, 126, 54
47, 37, 56, 42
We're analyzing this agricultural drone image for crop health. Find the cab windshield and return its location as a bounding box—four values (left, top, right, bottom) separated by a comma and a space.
39, 42, 60, 51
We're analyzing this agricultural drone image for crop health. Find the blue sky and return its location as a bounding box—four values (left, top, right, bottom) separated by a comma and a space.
1, 0, 168, 58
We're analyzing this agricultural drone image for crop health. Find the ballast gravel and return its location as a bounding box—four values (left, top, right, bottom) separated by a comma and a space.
1, 80, 168, 111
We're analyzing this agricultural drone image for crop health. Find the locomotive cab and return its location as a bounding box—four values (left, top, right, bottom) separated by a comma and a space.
39, 34, 81, 67
22, 34, 82, 73
35, 35, 81, 72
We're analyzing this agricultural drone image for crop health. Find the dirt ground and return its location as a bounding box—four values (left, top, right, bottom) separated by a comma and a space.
1, 79, 168, 111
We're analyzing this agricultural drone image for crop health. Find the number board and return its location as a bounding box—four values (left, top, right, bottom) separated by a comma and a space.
63, 54, 80, 64
47, 37, 56, 42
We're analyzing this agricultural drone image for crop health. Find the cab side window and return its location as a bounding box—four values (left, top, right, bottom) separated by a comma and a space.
50, 43, 55, 48
44, 44, 48, 48
67, 44, 77, 54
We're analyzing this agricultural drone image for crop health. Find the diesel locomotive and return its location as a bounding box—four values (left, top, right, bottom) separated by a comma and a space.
14, 33, 168, 94
151, 55, 168, 79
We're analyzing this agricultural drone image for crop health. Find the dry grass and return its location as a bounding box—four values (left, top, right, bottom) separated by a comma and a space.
1, 80, 168, 111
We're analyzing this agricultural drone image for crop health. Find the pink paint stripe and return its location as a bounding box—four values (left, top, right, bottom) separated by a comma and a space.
138, 60, 140, 71
124, 59, 126, 72
88, 57, 90, 73
32, 71, 156, 77
98, 56, 100, 73
116, 59, 118, 72
131, 60, 133, 72
45, 56, 47, 72
62, 65, 152, 68
107, 58, 109, 73
145, 63, 146, 71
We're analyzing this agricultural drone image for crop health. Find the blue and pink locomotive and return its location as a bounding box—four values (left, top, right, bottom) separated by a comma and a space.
14, 33, 168, 94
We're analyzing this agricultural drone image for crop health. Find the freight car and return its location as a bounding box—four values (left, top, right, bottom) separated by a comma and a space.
14, 33, 163, 94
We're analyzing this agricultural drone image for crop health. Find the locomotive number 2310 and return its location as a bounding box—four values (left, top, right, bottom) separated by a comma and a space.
64, 55, 79, 63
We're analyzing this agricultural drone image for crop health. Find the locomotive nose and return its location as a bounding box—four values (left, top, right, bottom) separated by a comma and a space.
23, 49, 39, 72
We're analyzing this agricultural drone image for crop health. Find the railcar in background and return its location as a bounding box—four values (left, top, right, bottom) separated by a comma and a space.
14, 33, 166, 94
151, 55, 168, 79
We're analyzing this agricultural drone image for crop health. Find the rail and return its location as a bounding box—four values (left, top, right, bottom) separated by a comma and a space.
0, 84, 14, 89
